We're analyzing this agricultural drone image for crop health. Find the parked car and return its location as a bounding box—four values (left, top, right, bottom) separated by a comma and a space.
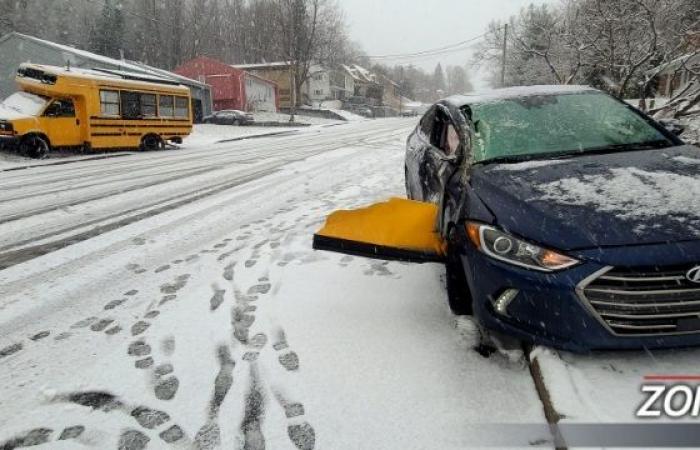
202, 110, 254, 126
314, 85, 700, 351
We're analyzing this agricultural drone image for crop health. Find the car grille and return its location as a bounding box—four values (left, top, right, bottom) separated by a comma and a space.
581, 266, 700, 336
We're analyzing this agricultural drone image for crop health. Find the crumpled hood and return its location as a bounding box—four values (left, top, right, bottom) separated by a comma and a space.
470, 145, 700, 250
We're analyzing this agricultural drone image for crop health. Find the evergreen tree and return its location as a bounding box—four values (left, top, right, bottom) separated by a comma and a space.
433, 63, 446, 94
89, 0, 124, 59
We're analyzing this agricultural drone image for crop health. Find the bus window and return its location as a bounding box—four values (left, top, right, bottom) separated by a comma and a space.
43, 99, 75, 117
175, 96, 189, 118
159, 95, 174, 117
121, 91, 140, 119
141, 93, 156, 117
100, 90, 120, 116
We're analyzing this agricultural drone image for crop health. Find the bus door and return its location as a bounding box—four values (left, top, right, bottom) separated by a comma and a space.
42, 98, 82, 147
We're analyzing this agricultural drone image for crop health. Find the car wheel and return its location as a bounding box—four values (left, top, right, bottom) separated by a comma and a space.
232, 119, 240, 126
445, 229, 473, 315
20, 135, 50, 159
140, 134, 162, 151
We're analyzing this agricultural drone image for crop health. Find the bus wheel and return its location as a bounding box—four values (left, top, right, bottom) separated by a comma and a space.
140, 134, 162, 152
20, 135, 50, 159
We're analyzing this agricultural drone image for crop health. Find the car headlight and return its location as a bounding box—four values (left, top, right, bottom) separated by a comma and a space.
465, 222, 579, 272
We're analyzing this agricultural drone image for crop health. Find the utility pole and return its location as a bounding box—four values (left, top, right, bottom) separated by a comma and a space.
500, 23, 508, 87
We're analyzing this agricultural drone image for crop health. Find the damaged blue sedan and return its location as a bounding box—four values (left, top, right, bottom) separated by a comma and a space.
314, 85, 700, 351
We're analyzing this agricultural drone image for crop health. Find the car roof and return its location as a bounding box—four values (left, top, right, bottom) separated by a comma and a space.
444, 84, 599, 107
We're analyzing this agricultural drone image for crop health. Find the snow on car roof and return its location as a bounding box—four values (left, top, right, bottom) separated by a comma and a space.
447, 85, 598, 106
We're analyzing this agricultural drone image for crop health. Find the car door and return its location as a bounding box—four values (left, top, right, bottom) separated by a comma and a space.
419, 104, 462, 204
42, 98, 81, 147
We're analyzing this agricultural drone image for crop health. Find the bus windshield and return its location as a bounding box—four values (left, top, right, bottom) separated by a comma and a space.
0, 92, 49, 117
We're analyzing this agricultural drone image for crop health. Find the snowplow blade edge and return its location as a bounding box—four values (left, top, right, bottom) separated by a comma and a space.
313, 197, 446, 263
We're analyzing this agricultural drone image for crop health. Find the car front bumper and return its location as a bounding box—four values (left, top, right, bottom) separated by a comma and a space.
460, 239, 700, 352
0, 134, 18, 149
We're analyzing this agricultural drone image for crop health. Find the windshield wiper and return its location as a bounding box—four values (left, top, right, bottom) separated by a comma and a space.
477, 140, 673, 166
578, 140, 672, 154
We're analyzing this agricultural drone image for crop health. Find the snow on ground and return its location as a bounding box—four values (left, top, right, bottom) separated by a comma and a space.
0, 119, 548, 449
183, 123, 304, 147
532, 346, 700, 423
253, 112, 342, 126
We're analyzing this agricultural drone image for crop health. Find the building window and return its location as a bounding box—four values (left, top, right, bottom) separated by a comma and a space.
314, 89, 324, 95
159, 95, 175, 117
100, 90, 120, 116
174, 96, 189, 118
141, 93, 157, 117
313, 74, 323, 81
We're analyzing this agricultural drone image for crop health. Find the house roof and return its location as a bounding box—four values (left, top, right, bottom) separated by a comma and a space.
233, 61, 292, 70
342, 64, 378, 84
648, 51, 700, 76
0, 32, 209, 90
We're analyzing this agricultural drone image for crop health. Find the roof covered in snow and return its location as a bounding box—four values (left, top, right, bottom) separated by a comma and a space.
233, 61, 293, 70
446, 85, 599, 106
0, 32, 208, 90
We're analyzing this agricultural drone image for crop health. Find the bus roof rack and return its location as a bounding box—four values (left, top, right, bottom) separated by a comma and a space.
90, 67, 183, 87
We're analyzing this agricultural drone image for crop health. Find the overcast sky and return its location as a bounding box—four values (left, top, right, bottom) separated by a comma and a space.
342, 0, 555, 89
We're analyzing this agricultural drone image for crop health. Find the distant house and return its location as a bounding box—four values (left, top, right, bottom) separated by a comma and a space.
174, 56, 278, 112
305, 65, 355, 107
654, 52, 700, 98
0, 32, 213, 121
342, 64, 400, 116
233, 62, 296, 109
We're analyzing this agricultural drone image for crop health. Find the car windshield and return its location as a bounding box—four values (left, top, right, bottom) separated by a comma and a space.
0, 91, 49, 116
471, 92, 672, 163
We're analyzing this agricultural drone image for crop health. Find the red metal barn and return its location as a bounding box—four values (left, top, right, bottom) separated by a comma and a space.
174, 56, 278, 112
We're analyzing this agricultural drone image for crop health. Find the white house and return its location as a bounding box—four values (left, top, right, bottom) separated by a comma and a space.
244, 72, 277, 112
305, 65, 355, 108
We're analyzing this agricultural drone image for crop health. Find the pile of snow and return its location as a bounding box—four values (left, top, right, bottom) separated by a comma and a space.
327, 109, 367, 122
183, 124, 301, 147
252, 112, 343, 126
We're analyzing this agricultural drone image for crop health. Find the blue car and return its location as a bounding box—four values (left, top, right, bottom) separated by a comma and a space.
314, 85, 700, 351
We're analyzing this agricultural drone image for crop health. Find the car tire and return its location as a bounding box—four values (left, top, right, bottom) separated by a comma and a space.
20, 135, 50, 159
445, 229, 473, 315
140, 134, 162, 152
233, 119, 240, 126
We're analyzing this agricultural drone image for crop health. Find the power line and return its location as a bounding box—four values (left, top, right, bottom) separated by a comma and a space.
366, 29, 496, 61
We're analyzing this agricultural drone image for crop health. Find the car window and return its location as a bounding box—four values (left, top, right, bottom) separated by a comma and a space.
471, 92, 671, 162
43, 99, 75, 117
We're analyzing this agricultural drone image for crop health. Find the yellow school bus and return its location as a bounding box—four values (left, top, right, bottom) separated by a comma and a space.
0, 63, 193, 158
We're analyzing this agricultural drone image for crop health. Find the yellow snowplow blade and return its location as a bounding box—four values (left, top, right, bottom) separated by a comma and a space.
313, 197, 446, 263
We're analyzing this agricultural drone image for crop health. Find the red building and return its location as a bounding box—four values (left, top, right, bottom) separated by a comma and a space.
174, 56, 278, 112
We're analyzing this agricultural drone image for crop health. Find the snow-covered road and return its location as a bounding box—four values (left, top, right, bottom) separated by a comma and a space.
1, 118, 698, 449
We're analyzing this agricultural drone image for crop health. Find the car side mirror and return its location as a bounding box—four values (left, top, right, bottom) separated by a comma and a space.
658, 118, 685, 136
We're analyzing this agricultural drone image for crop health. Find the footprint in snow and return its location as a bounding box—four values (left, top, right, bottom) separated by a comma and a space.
273, 390, 316, 450
273, 329, 300, 371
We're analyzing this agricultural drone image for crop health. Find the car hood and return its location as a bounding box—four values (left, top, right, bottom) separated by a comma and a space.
0, 104, 33, 121
470, 145, 700, 251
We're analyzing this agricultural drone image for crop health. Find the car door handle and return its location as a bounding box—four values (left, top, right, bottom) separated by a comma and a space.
76, 119, 80, 125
